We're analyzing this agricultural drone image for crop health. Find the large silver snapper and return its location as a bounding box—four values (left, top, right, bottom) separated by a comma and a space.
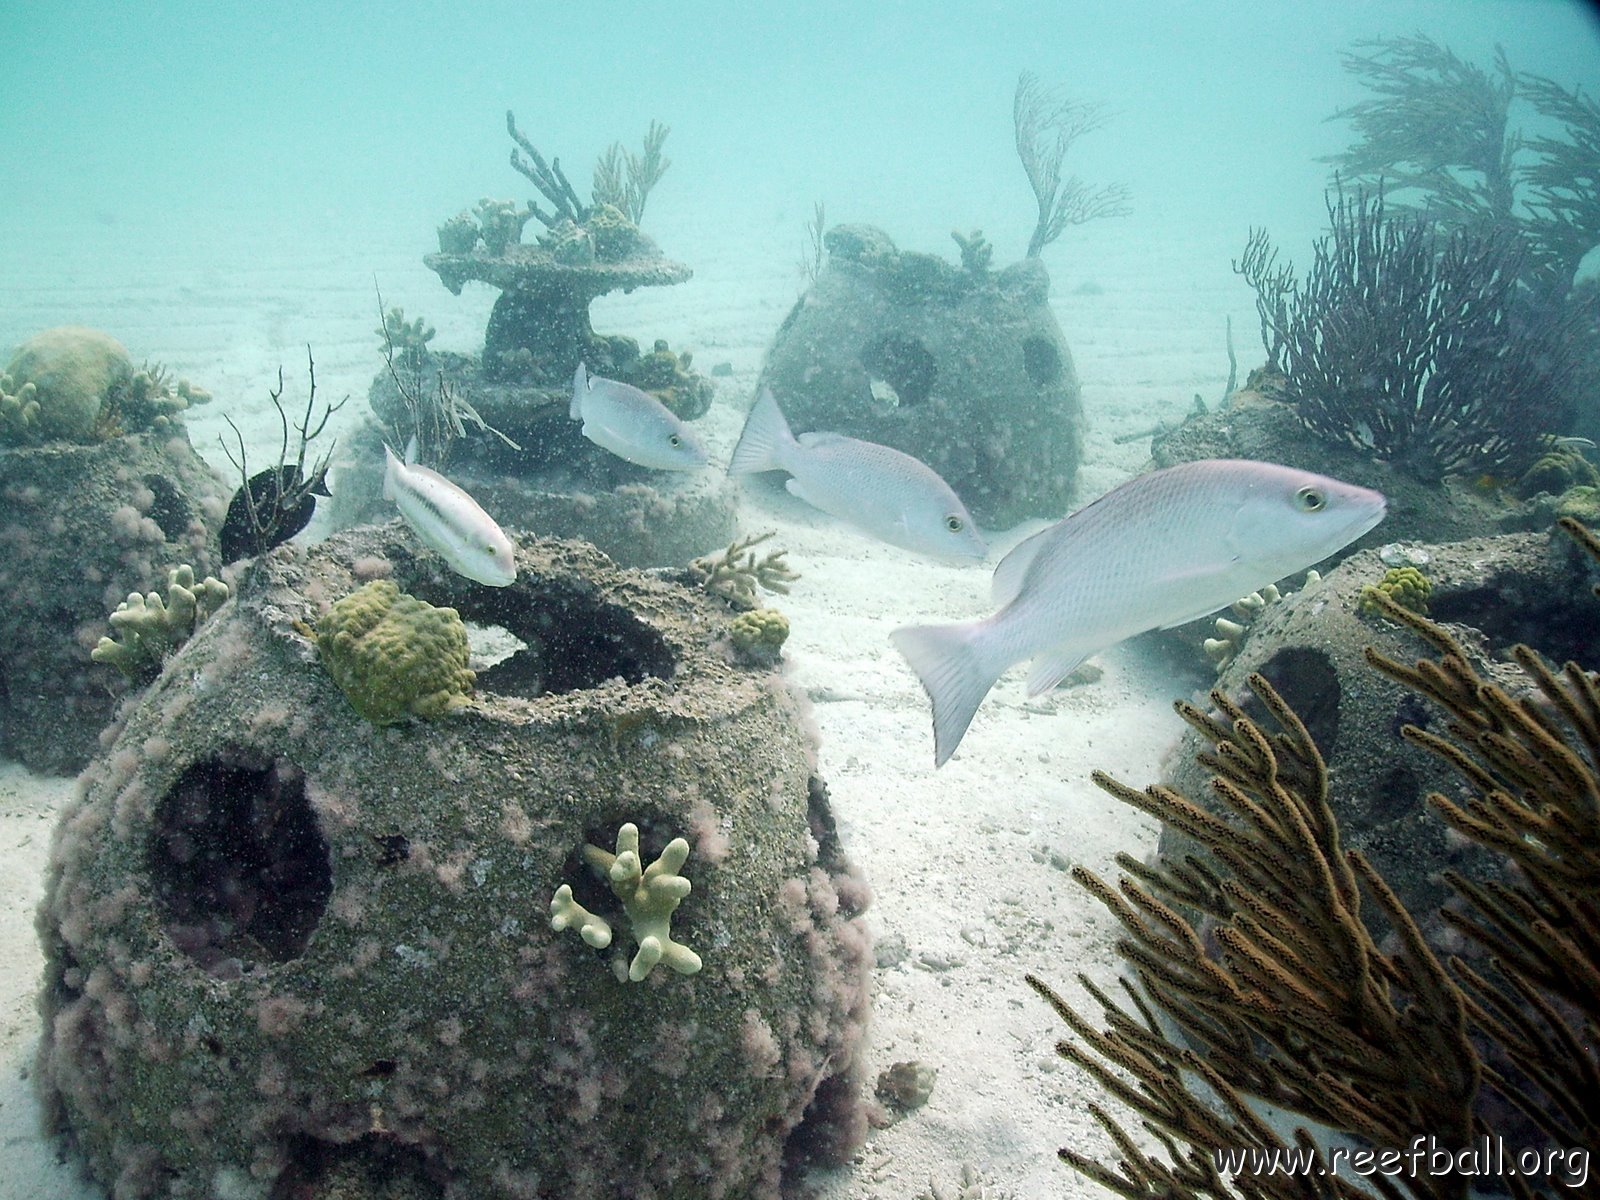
891, 458, 1387, 766
729, 387, 988, 560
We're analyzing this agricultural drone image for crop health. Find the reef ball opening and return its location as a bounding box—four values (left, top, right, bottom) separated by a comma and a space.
140, 472, 192, 541
447, 575, 676, 700
1021, 335, 1063, 386
859, 333, 936, 407
1428, 579, 1594, 665
1245, 645, 1343, 754
148, 752, 332, 973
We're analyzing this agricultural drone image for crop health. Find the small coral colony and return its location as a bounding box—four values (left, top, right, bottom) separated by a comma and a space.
5, 34, 1600, 1200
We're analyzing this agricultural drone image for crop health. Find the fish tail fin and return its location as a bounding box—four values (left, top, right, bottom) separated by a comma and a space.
570, 363, 588, 420
889, 621, 1004, 767
728, 387, 797, 476
382, 443, 400, 501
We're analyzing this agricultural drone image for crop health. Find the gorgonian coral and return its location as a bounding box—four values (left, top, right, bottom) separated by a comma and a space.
1237, 188, 1576, 482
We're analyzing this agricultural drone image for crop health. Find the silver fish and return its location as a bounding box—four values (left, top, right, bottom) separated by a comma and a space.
383, 442, 517, 586
891, 459, 1386, 766
570, 363, 709, 471
729, 388, 987, 560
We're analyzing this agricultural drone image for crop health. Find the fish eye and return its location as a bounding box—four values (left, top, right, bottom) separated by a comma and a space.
669, 434, 682, 447
945, 515, 964, 532
1295, 486, 1326, 512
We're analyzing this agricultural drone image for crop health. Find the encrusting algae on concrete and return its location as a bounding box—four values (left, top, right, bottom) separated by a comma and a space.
35, 521, 873, 1200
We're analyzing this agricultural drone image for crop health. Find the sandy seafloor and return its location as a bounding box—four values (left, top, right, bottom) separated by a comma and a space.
0, 203, 1272, 1199
16, 20, 1600, 1200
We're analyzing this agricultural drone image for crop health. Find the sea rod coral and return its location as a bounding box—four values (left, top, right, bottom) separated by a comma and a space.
1026, 518, 1600, 1200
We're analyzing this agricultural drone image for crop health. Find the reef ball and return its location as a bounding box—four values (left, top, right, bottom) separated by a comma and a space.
37, 522, 872, 1200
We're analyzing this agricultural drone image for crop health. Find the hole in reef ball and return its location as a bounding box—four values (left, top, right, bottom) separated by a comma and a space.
1371, 764, 1423, 826
1021, 335, 1062, 386
859, 334, 937, 407
149, 752, 331, 973
1244, 646, 1342, 753
141, 473, 192, 541
460, 580, 676, 699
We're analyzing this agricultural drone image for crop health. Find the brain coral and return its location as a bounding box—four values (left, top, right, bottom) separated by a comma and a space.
3, 325, 133, 443
1360, 564, 1432, 616
315, 578, 475, 724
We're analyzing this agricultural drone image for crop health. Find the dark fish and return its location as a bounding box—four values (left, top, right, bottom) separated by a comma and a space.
220, 465, 331, 563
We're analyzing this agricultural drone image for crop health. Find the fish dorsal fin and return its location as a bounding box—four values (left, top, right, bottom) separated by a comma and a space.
1025, 644, 1090, 697
797, 431, 850, 449
382, 442, 401, 501
991, 524, 1055, 607
570, 363, 589, 420
403, 435, 420, 466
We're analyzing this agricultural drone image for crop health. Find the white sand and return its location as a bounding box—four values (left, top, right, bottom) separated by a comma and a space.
0, 211, 1256, 1199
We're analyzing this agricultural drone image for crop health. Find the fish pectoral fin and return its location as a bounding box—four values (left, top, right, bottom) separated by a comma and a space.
1025, 646, 1091, 696
570, 363, 589, 419
1156, 600, 1234, 630
1147, 564, 1247, 629
992, 524, 1055, 606
784, 476, 827, 511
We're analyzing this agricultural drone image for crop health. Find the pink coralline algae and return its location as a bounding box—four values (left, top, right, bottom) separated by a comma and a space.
36, 522, 872, 1199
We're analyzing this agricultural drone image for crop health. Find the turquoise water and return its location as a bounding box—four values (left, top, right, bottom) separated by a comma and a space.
6, 0, 1596, 428
5, 1, 1598, 258
3, 2, 1599, 1198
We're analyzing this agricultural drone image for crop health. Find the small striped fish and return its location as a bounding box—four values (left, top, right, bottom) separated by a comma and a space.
730, 388, 987, 560
571, 363, 709, 470
891, 459, 1386, 766
383, 442, 517, 586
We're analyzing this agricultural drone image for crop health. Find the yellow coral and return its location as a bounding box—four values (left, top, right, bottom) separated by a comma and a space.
1556, 485, 1600, 524
315, 580, 475, 725
91, 565, 230, 683
585, 201, 642, 261
1516, 441, 1600, 498
1360, 565, 1431, 616
729, 607, 789, 664
0, 373, 40, 437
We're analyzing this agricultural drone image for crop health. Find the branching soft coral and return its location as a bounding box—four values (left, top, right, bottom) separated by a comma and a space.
1029, 519, 1600, 1200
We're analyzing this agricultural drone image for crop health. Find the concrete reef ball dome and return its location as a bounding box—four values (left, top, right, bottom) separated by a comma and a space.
37, 522, 872, 1200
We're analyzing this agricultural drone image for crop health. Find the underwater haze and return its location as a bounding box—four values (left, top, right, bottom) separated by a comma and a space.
3, 1, 1600, 1199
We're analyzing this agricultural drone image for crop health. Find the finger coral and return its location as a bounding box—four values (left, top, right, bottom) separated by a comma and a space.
314, 579, 475, 724
0, 372, 40, 436
91, 564, 230, 683
551, 821, 702, 982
